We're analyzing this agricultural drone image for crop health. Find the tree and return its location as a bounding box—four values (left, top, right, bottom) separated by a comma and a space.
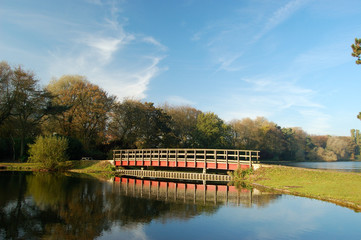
351, 38, 361, 65
194, 112, 232, 148
162, 104, 202, 147
108, 100, 177, 149
0, 64, 55, 159
0, 61, 15, 125
28, 135, 68, 170
45, 75, 115, 150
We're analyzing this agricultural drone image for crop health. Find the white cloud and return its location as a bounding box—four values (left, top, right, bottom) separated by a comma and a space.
0, 1, 167, 100
290, 42, 352, 75
216, 75, 331, 134
254, 0, 308, 41
142, 37, 167, 51
43, 2, 167, 100
193, 0, 309, 73
165, 96, 196, 106
81, 34, 133, 62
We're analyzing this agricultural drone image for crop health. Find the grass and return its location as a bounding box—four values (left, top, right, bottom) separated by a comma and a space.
68, 160, 115, 173
0, 160, 115, 175
249, 165, 361, 211
0, 162, 42, 171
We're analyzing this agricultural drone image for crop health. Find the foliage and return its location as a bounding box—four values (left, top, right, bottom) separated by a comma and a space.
1, 60, 359, 162
108, 99, 177, 149
0, 61, 15, 125
351, 38, 361, 64
66, 136, 84, 160
28, 135, 69, 170
0, 62, 58, 159
162, 104, 201, 147
229, 167, 254, 182
45, 75, 115, 150
195, 112, 232, 148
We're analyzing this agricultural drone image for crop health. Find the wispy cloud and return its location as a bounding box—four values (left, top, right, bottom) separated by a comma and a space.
216, 75, 331, 134
165, 96, 195, 106
81, 35, 131, 62
194, 0, 309, 72
142, 36, 168, 51
52, 3, 166, 100
254, 0, 308, 41
1, 1, 167, 100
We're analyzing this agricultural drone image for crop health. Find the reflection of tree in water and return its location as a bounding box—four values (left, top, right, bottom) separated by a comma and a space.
0, 172, 281, 239
232, 182, 282, 208
27, 172, 112, 240
0, 171, 48, 239
110, 195, 219, 226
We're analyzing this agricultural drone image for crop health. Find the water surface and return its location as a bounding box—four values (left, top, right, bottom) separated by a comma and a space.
280, 161, 361, 172
1, 171, 361, 240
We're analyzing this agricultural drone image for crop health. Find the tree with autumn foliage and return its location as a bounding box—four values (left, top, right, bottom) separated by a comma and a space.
44, 75, 115, 152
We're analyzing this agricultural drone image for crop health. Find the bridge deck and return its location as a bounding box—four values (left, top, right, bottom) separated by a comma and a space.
113, 148, 260, 170
117, 169, 231, 181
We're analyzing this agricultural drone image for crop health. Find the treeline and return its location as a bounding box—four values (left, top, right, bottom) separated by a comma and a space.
0, 61, 359, 161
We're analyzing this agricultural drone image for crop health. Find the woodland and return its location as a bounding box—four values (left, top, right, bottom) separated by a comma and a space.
0, 60, 360, 162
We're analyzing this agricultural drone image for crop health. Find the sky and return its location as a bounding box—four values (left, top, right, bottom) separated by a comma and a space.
1, 0, 361, 136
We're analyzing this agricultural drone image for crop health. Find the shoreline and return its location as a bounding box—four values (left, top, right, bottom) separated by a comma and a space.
0, 160, 115, 174
2, 161, 361, 211
248, 165, 361, 212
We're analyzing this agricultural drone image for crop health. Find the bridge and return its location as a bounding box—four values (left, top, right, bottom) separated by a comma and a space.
117, 169, 231, 182
113, 148, 260, 171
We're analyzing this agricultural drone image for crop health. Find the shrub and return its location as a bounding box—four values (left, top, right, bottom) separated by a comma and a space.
28, 135, 69, 170
229, 167, 254, 181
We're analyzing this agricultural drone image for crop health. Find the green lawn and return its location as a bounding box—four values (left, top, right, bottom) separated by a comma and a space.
251, 165, 361, 211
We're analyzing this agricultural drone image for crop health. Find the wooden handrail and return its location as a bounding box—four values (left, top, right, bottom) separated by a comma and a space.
113, 148, 260, 165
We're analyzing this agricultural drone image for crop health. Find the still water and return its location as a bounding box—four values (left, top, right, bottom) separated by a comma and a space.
1, 171, 361, 240
281, 161, 361, 172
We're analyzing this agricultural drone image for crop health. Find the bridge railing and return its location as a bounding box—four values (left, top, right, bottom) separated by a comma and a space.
113, 148, 260, 168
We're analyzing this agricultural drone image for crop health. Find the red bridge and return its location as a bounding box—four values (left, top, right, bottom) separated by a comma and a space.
113, 148, 260, 171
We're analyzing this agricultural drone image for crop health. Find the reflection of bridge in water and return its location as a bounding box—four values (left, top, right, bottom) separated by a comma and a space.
114, 177, 280, 207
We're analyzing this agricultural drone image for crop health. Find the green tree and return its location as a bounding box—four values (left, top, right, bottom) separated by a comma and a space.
108, 100, 177, 149
162, 104, 202, 147
194, 112, 232, 148
351, 38, 361, 64
28, 135, 68, 170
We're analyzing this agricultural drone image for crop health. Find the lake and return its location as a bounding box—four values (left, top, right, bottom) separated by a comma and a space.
280, 161, 361, 172
1, 171, 361, 239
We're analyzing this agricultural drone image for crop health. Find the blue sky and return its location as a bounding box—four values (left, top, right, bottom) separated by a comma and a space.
1, 0, 361, 136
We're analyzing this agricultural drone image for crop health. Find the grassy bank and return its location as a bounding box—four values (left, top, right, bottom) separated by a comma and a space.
0, 162, 42, 171
249, 165, 361, 211
0, 160, 115, 174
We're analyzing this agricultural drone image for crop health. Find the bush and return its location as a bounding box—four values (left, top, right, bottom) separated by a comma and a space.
28, 135, 69, 170
229, 167, 254, 182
